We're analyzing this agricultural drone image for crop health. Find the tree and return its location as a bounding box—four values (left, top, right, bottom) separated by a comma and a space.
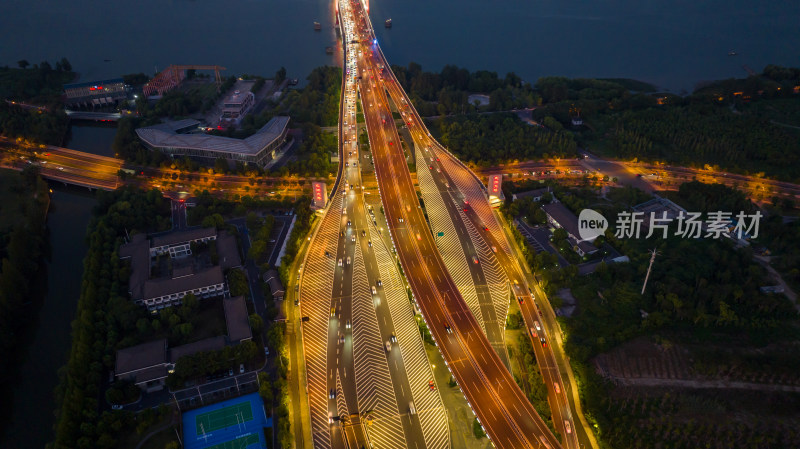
60, 57, 72, 72
17, 60, 29, 69
249, 314, 264, 334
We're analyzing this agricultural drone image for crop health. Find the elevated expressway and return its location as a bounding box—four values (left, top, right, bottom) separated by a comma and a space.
345, 0, 562, 447
297, 2, 447, 448
368, 24, 592, 447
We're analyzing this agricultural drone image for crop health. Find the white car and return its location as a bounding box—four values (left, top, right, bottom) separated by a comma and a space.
385, 341, 392, 352
338, 258, 343, 267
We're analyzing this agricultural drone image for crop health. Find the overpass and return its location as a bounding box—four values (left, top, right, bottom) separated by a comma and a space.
0, 136, 317, 198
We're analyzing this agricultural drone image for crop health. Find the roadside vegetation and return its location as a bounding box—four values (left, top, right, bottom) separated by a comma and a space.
50, 187, 170, 449
426, 112, 577, 164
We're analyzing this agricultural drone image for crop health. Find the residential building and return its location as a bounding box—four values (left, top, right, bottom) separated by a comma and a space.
263, 270, 285, 301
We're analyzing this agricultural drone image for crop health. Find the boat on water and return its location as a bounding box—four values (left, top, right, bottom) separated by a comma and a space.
289, 78, 299, 86
385, 18, 392, 28
314, 21, 321, 31
326, 47, 334, 54
728, 50, 738, 56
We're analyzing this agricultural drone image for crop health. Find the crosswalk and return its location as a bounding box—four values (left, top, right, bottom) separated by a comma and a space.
369, 213, 450, 449
416, 147, 487, 335
301, 191, 344, 449
351, 241, 406, 449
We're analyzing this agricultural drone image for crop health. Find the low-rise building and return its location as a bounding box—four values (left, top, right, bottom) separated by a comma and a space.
220, 90, 255, 126
512, 187, 551, 202
136, 116, 290, 168
224, 296, 252, 344
263, 270, 285, 301
119, 227, 242, 310
542, 202, 598, 257
63, 78, 127, 108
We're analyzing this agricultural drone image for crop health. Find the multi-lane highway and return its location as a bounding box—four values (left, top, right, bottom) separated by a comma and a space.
298, 3, 448, 448
346, 0, 563, 447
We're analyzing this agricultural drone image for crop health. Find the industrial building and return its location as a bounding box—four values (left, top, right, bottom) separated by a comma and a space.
136, 116, 290, 168
63, 78, 127, 108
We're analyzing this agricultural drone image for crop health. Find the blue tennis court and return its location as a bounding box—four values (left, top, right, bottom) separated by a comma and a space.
183, 393, 270, 449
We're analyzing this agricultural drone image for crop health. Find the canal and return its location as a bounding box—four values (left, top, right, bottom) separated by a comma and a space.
0, 189, 96, 449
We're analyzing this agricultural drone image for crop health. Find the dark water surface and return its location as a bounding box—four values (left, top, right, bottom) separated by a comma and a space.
2, 0, 798, 92
0, 191, 96, 449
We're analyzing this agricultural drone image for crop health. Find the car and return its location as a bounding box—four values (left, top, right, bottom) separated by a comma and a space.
376, 279, 382, 287
368, 240, 372, 247
111, 404, 123, 410
346, 319, 351, 329
472, 256, 479, 264
554, 382, 561, 394
228, 368, 234, 376
483, 226, 489, 231
345, 162, 349, 167
491, 246, 497, 253
264, 346, 270, 356
429, 165, 434, 170
464, 207, 469, 212
239, 363, 245, 374
445, 182, 449, 188
351, 235, 356, 242
444, 323, 452, 334
540, 337, 547, 347
339, 335, 345, 344
429, 380, 435, 391
464, 200, 469, 205
406, 204, 411, 212
347, 220, 351, 227
372, 286, 377, 295
325, 251, 331, 257
398, 218, 404, 223
385, 341, 392, 352
346, 256, 351, 265
416, 233, 422, 241
409, 401, 416, 415
530, 327, 538, 338
331, 307, 336, 317
518, 297, 524, 304
338, 258, 343, 267
565, 421, 572, 434
390, 333, 397, 343
329, 389, 336, 399
361, 230, 366, 237
436, 157, 440, 162
340, 231, 344, 237
436, 168, 441, 173
534, 321, 542, 332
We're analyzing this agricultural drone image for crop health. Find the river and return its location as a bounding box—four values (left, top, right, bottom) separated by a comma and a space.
1, 0, 798, 93
0, 190, 96, 449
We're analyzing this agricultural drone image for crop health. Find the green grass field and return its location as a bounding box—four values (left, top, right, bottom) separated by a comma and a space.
204, 433, 260, 449
195, 402, 254, 435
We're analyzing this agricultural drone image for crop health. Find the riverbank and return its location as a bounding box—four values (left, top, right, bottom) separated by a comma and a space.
0, 187, 95, 448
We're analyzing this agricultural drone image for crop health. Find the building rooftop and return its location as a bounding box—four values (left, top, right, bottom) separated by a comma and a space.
223, 91, 253, 108
223, 296, 252, 343
513, 187, 551, 201
115, 339, 167, 375
64, 78, 124, 90
264, 270, 285, 297
143, 266, 224, 300
136, 116, 289, 156
577, 240, 598, 255
119, 233, 150, 301
217, 232, 242, 269
151, 227, 216, 248
543, 202, 583, 241
169, 336, 227, 362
